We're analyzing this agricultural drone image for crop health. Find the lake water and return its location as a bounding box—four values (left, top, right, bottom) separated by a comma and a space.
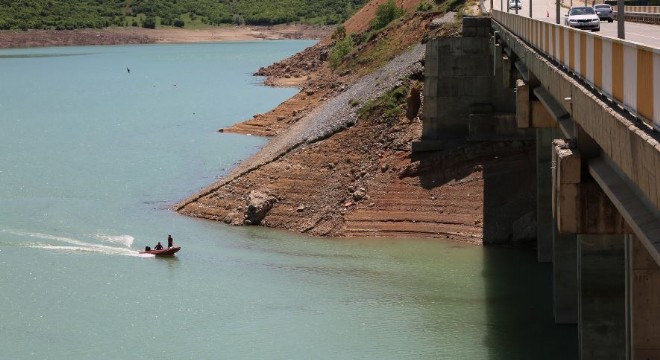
0, 41, 576, 359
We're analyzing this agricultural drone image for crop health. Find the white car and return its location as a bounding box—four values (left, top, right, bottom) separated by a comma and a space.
509, 0, 522, 10
564, 6, 600, 31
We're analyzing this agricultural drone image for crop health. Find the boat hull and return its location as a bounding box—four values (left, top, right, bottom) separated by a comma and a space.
139, 246, 181, 256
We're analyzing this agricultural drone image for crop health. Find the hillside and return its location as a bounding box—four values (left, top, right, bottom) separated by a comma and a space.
0, 0, 367, 30
176, 0, 538, 245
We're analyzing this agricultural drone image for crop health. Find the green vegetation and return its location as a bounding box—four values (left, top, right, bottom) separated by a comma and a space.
358, 85, 408, 123
416, 1, 434, 11
370, 0, 405, 30
436, 0, 466, 14
327, 0, 463, 77
329, 26, 354, 69
328, 0, 407, 74
0, 0, 368, 30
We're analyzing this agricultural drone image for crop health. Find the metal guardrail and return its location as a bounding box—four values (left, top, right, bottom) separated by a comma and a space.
613, 11, 660, 24
492, 10, 660, 131
615, 5, 660, 13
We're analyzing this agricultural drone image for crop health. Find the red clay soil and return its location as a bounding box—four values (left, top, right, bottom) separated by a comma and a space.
343, 0, 428, 33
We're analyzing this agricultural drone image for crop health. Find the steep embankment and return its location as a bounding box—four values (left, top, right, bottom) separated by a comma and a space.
177, 2, 536, 244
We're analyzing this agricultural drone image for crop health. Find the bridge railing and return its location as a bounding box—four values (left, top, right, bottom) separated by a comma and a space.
614, 5, 660, 13
613, 9, 660, 24
492, 10, 660, 131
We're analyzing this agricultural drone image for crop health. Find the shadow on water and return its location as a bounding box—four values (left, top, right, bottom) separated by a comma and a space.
481, 147, 578, 359
482, 246, 577, 359
414, 143, 578, 358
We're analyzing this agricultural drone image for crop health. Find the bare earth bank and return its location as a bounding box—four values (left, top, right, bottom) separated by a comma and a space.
0, 25, 333, 49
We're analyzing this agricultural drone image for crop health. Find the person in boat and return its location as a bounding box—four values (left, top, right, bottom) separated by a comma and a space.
154, 242, 164, 250
167, 235, 173, 248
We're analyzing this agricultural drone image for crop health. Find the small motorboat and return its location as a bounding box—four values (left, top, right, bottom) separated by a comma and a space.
140, 246, 181, 256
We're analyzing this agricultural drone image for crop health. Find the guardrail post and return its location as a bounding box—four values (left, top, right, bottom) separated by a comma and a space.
617, 0, 625, 39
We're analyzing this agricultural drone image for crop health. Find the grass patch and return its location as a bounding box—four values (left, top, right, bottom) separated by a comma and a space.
436, 0, 466, 13
358, 85, 408, 124
329, 33, 354, 70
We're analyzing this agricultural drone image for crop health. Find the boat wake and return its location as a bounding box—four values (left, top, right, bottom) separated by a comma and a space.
93, 233, 134, 248
1, 229, 140, 256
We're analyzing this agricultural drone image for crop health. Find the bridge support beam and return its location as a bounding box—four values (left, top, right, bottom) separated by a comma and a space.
515, 79, 557, 129
551, 143, 627, 235
578, 234, 627, 360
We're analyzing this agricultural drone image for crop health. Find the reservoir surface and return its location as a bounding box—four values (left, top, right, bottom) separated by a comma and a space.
0, 41, 576, 359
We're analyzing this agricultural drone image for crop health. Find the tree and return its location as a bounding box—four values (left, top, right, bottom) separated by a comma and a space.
142, 16, 156, 29
371, 0, 404, 30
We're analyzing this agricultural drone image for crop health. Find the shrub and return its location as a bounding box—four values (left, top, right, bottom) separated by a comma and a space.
233, 14, 245, 26
358, 85, 408, 123
332, 25, 346, 40
329, 35, 354, 70
142, 16, 156, 28
370, 0, 404, 31
417, 1, 433, 11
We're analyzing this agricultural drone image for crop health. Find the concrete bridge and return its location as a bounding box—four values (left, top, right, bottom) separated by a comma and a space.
418, 14, 660, 359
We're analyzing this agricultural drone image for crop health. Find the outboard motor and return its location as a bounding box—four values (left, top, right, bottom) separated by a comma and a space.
145, 246, 151, 251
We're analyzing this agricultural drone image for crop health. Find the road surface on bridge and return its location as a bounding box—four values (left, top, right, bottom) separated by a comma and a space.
486, 0, 660, 48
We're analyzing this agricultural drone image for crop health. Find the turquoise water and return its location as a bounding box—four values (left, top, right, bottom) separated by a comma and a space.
0, 42, 576, 359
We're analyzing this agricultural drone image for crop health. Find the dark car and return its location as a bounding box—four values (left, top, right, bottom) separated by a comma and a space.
594, 4, 614, 22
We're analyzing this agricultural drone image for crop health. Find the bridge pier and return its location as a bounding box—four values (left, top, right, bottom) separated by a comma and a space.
630, 234, 660, 358
553, 224, 578, 324
536, 127, 555, 263
417, 17, 497, 149
578, 234, 627, 360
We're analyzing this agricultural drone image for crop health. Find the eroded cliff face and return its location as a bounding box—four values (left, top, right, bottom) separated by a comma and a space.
178, 93, 536, 242
177, 7, 537, 244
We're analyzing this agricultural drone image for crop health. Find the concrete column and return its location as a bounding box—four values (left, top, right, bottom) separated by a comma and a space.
578, 234, 627, 360
502, 53, 512, 89
422, 39, 440, 140
515, 79, 530, 128
553, 223, 578, 324
491, 41, 516, 113
630, 235, 660, 358
536, 127, 554, 262
416, 18, 496, 151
